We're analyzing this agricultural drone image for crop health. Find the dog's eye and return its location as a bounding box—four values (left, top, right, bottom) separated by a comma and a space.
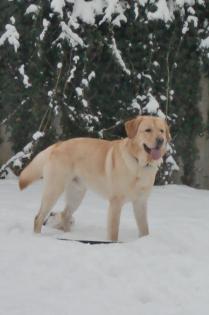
145, 128, 152, 133
160, 129, 164, 133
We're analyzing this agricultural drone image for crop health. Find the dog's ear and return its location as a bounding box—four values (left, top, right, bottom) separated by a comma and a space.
165, 120, 171, 142
125, 116, 143, 139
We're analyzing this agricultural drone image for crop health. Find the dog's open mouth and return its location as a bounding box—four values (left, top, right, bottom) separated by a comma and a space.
143, 144, 161, 160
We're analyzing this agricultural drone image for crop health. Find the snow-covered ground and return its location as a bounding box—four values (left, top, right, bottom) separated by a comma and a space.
1, 179, 209, 315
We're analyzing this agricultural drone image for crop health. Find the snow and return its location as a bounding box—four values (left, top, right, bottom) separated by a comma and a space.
110, 37, 131, 76
39, 19, 50, 41
75, 87, 83, 96
0, 150, 29, 177
57, 62, 62, 69
71, 0, 103, 25
1, 180, 209, 314
59, 21, 85, 47
200, 36, 209, 49
139, 0, 149, 6
0, 24, 20, 52
131, 98, 141, 111
175, 0, 205, 6
25, 4, 40, 15
88, 71, 96, 82
51, 0, 65, 18
81, 78, 88, 87
182, 15, 198, 34
18, 65, 31, 88
32, 131, 45, 141
133, 2, 139, 19
147, 0, 172, 22
82, 99, 88, 108
10, 16, 15, 24
144, 94, 159, 114
67, 66, 76, 83
0, 133, 45, 177
66, 55, 80, 83
166, 155, 180, 171
99, 0, 126, 26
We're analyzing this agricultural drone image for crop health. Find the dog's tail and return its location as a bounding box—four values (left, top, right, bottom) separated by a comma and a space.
19, 146, 53, 190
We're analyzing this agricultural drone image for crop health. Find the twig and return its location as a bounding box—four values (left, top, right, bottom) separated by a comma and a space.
165, 27, 185, 120
0, 101, 28, 127
38, 57, 64, 133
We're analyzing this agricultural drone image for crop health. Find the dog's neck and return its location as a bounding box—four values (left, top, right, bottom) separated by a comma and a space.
124, 138, 161, 170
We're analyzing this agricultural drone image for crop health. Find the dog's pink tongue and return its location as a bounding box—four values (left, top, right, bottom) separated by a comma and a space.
150, 148, 161, 160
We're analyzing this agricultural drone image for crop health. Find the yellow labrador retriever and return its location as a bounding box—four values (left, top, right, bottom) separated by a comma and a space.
19, 115, 171, 241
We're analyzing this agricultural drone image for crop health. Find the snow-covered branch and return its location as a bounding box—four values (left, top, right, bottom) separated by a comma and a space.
109, 37, 131, 75
0, 132, 44, 179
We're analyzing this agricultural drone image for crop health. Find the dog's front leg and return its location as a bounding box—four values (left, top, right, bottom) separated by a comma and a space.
107, 197, 123, 241
132, 197, 149, 237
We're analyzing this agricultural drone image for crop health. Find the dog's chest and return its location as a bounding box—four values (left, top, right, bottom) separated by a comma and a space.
128, 165, 157, 195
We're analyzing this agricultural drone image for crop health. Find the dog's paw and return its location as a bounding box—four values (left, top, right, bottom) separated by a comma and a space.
43, 212, 57, 227
44, 212, 74, 232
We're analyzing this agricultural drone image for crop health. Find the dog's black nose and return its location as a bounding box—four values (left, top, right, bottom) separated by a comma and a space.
156, 137, 164, 148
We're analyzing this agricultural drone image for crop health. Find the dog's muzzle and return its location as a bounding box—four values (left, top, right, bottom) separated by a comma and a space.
143, 139, 164, 160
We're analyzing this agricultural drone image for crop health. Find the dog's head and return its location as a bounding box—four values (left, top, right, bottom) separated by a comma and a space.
125, 115, 171, 162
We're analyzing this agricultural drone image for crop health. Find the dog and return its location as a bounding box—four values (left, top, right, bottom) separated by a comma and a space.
19, 115, 171, 241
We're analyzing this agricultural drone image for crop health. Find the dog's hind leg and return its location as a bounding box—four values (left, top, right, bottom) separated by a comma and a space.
45, 177, 86, 232
34, 164, 66, 233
